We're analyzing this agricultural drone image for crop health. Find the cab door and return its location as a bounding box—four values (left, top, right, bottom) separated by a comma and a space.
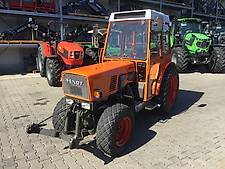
146, 18, 163, 100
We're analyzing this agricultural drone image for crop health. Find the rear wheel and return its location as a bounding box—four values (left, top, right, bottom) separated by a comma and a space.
96, 103, 134, 157
208, 47, 225, 73
172, 47, 189, 72
46, 57, 62, 87
158, 64, 179, 115
37, 46, 46, 77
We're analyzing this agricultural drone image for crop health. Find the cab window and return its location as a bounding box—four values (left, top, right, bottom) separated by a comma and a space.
150, 31, 161, 55
162, 24, 170, 55
150, 19, 162, 56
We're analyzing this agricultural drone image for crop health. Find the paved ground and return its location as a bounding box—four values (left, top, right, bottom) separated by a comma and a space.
0, 73, 225, 169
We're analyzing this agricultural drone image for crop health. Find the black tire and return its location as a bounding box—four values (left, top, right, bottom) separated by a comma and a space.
38, 46, 46, 77
52, 97, 71, 132
172, 47, 189, 72
46, 57, 62, 87
208, 47, 225, 73
96, 103, 135, 157
158, 64, 179, 115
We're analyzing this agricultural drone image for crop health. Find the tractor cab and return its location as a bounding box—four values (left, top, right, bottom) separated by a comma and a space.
174, 18, 202, 37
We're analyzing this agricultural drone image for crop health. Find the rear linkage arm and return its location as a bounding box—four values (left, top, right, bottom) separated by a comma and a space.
26, 103, 83, 149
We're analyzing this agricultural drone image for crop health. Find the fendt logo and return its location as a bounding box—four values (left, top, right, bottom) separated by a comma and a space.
65, 78, 84, 87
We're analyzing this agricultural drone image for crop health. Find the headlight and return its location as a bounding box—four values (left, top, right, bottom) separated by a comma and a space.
70, 51, 74, 58
93, 89, 102, 99
81, 102, 91, 110
66, 98, 73, 105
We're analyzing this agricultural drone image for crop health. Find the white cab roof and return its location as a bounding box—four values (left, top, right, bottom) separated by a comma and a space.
109, 9, 170, 24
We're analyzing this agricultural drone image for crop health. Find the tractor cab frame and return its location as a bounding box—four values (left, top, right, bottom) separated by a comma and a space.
100, 10, 172, 102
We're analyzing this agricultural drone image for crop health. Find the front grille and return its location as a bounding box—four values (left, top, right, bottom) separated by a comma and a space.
75, 51, 80, 59
196, 41, 210, 48
109, 75, 117, 92
63, 74, 88, 99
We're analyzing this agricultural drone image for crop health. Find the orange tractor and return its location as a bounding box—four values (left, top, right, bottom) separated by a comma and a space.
28, 9, 179, 157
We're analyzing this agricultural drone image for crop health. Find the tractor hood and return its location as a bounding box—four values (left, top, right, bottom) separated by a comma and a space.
185, 33, 210, 41
62, 61, 135, 102
184, 32, 211, 54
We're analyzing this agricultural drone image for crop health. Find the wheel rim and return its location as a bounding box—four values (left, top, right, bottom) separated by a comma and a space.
116, 117, 132, 147
167, 75, 178, 108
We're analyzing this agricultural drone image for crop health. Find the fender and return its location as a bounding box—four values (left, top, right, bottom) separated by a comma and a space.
39, 42, 53, 58
38, 42, 57, 71
151, 62, 176, 96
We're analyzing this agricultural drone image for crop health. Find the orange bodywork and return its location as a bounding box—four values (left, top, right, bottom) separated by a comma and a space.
62, 17, 173, 103
40, 42, 52, 57
62, 61, 135, 102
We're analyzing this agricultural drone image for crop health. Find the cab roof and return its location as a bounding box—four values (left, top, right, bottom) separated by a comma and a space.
109, 9, 170, 24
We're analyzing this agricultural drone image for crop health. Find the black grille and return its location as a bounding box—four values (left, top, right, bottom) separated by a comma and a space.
196, 41, 210, 48
75, 51, 80, 59
109, 75, 117, 92
63, 74, 88, 99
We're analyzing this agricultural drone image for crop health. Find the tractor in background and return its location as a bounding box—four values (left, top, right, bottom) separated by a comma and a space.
171, 18, 225, 73
37, 24, 106, 87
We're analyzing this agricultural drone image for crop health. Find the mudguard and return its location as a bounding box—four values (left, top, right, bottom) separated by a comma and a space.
39, 42, 53, 57
151, 62, 177, 96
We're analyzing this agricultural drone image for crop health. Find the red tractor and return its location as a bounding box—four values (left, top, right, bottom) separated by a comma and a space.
37, 25, 106, 86
37, 41, 84, 86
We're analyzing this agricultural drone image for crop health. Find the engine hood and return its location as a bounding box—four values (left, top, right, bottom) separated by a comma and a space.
184, 32, 211, 54
62, 61, 135, 102
185, 32, 211, 41
63, 61, 135, 78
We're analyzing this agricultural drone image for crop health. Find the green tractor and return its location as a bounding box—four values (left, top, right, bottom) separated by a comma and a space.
171, 18, 225, 73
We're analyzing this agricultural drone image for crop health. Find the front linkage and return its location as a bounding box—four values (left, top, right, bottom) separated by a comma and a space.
26, 103, 86, 149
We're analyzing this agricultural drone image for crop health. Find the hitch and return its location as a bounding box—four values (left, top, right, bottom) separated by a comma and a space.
26, 115, 53, 134
25, 105, 83, 150
26, 123, 46, 134
26, 107, 70, 134
68, 109, 82, 149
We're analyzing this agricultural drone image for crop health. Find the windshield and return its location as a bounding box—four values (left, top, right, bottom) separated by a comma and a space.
105, 20, 147, 60
179, 22, 202, 35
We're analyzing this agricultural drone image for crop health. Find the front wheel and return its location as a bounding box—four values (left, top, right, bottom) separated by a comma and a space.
37, 46, 46, 77
172, 47, 189, 72
46, 57, 62, 87
52, 97, 73, 132
96, 103, 134, 157
158, 64, 179, 115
